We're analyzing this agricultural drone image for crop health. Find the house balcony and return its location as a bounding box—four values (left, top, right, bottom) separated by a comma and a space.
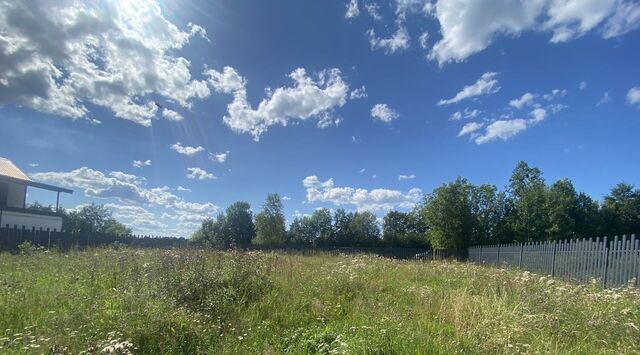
0, 206, 64, 232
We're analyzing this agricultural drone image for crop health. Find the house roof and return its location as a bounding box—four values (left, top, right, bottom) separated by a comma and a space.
0, 157, 73, 194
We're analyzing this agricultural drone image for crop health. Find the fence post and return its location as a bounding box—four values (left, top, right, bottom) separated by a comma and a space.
602, 236, 609, 288
551, 240, 557, 277
518, 243, 523, 269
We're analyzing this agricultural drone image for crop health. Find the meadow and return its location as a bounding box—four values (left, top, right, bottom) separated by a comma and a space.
0, 248, 639, 354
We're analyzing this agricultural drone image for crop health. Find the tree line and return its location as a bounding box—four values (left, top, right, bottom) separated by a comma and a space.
192, 161, 640, 250
27, 161, 640, 250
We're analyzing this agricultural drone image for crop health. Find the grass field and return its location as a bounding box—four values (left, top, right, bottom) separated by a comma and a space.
1, 248, 639, 354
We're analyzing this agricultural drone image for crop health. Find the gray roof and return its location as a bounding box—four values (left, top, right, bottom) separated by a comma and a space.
0, 157, 73, 194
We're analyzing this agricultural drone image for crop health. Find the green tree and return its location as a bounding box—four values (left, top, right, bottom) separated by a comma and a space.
349, 211, 381, 246
382, 210, 428, 247
508, 161, 549, 242
332, 209, 354, 246
470, 184, 512, 245
420, 178, 474, 250
62, 203, 131, 236
225, 201, 255, 247
253, 193, 286, 246
545, 178, 597, 239
601, 183, 640, 236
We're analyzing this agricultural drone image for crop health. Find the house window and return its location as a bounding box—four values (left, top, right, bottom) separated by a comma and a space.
0, 182, 8, 207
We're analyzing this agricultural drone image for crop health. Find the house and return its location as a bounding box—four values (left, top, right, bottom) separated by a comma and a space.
0, 157, 73, 231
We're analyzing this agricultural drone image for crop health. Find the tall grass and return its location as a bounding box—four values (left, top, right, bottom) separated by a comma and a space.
0, 248, 638, 354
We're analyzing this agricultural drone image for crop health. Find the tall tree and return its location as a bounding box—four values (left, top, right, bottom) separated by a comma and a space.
349, 211, 381, 246
253, 193, 286, 246
382, 210, 428, 247
225, 201, 255, 247
508, 161, 549, 242
420, 178, 474, 250
332, 209, 355, 246
601, 183, 640, 236
470, 184, 512, 245
63, 203, 131, 236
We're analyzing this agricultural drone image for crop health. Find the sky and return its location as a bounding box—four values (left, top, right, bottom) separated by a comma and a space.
1, 0, 639, 236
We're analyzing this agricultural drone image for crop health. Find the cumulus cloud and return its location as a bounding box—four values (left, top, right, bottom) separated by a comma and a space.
398, 174, 416, 181
460, 108, 548, 144
105, 203, 168, 235
209, 151, 230, 163
171, 142, 205, 157
458, 122, 484, 137
132, 159, 151, 168
177, 186, 192, 192
0, 0, 211, 125
509, 93, 537, 109
345, 0, 360, 19
31, 167, 218, 215
371, 103, 400, 122
419, 32, 430, 49
206, 66, 349, 141
579, 81, 588, 90
350, 86, 368, 99
449, 107, 481, 121
626, 87, 640, 107
162, 109, 184, 122
365, 2, 383, 20
186, 167, 215, 180
427, 0, 640, 64
543, 89, 567, 101
438, 72, 500, 106
367, 26, 411, 54
303, 175, 422, 211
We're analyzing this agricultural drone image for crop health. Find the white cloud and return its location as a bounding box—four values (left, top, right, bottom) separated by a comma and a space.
596, 91, 611, 107
0, 0, 211, 125
509, 93, 537, 109
209, 151, 230, 163
303, 175, 422, 211
427, 0, 640, 65
419, 31, 430, 49
350, 86, 368, 99
371, 103, 399, 123
282, 196, 292, 201
543, 89, 567, 101
345, 0, 360, 19
365, 2, 383, 20
579, 81, 588, 90
28, 163, 39, 168
398, 174, 416, 181
627, 87, 640, 107
186, 167, 215, 180
465, 108, 548, 144
458, 122, 484, 137
105, 203, 168, 235
206, 67, 349, 141
394, 0, 432, 19
177, 185, 191, 192
162, 108, 184, 122
438, 72, 500, 105
132, 159, 151, 168
449, 107, 481, 121
31, 167, 218, 215
358, 168, 366, 173
171, 142, 205, 157
367, 26, 411, 54
317, 112, 343, 129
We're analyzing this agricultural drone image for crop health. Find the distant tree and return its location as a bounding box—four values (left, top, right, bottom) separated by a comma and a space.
508, 161, 549, 242
26, 201, 55, 212
574, 192, 601, 237
225, 201, 255, 247
289, 208, 334, 246
601, 183, 640, 236
469, 184, 512, 245
349, 211, 381, 246
545, 178, 601, 239
382, 210, 428, 247
63, 203, 131, 236
332, 209, 355, 246
310, 208, 333, 245
253, 193, 286, 246
420, 178, 474, 250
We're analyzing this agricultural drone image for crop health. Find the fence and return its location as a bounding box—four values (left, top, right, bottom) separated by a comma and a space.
249, 246, 430, 260
468, 235, 639, 288
0, 226, 188, 251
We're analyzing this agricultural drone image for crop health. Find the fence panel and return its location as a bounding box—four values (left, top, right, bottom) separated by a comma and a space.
469, 235, 640, 289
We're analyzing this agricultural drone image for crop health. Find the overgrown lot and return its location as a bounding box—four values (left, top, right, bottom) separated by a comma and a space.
0, 248, 639, 354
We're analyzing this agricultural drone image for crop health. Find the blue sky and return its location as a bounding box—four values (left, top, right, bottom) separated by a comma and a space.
1, 0, 639, 236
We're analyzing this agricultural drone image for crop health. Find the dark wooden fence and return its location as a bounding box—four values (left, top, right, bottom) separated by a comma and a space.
248, 246, 431, 260
468, 235, 639, 288
0, 226, 188, 251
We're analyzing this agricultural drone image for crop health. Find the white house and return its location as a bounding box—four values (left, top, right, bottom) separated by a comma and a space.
0, 157, 73, 231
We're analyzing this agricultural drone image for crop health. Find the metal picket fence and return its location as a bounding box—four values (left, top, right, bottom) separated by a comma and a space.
468, 235, 639, 288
